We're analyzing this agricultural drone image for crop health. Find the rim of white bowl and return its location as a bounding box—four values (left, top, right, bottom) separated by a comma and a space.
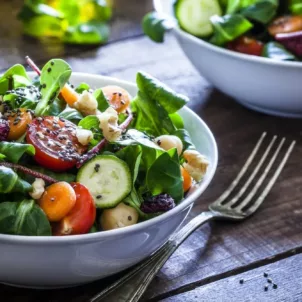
0, 72, 218, 244
154, 0, 302, 69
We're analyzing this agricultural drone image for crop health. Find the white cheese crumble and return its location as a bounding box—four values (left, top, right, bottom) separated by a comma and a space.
76, 128, 93, 146
74, 91, 98, 116
97, 107, 122, 142
29, 178, 45, 200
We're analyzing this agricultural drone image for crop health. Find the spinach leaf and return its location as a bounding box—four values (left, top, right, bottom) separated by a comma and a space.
147, 148, 183, 202
241, 0, 278, 24
0, 64, 31, 95
142, 12, 174, 43
116, 145, 142, 185
45, 98, 66, 116
93, 88, 110, 111
63, 21, 110, 45
0, 142, 35, 163
116, 129, 162, 150
0, 166, 32, 193
78, 115, 102, 146
15, 200, 51, 236
290, 0, 302, 14
173, 129, 196, 151
3, 85, 41, 110
136, 71, 188, 114
35, 59, 72, 116
58, 105, 83, 122
210, 14, 253, 46
131, 92, 175, 136
0, 200, 51, 236
0, 202, 18, 234
169, 112, 184, 129
262, 42, 297, 61
75, 82, 90, 94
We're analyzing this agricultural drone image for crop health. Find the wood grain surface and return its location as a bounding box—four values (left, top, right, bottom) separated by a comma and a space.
0, 1, 301, 301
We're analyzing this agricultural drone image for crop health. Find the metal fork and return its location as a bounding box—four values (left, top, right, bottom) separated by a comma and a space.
90, 133, 296, 302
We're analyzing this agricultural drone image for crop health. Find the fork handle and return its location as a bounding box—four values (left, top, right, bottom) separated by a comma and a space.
91, 211, 216, 302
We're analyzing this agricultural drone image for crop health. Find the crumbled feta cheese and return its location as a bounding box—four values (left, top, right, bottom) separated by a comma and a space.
183, 150, 209, 182
29, 178, 45, 200
97, 107, 122, 142
76, 128, 93, 146
74, 91, 98, 116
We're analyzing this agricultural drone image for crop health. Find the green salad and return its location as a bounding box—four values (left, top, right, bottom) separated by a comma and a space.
0, 57, 209, 236
143, 0, 302, 60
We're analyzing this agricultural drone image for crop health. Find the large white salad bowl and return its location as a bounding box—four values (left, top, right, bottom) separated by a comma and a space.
0, 72, 218, 288
154, 0, 302, 118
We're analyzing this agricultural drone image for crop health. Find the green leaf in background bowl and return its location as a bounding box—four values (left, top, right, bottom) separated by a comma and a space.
210, 14, 253, 46
262, 42, 297, 61
63, 21, 110, 44
240, 0, 278, 24
142, 12, 174, 43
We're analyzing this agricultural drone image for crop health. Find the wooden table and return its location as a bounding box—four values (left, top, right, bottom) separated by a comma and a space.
1, 1, 302, 301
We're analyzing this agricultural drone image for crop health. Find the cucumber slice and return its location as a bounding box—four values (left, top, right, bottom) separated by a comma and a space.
77, 155, 132, 208
175, 0, 222, 37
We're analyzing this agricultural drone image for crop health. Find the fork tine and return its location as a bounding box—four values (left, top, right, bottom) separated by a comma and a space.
244, 140, 296, 216
214, 132, 267, 206
225, 135, 277, 208
236, 137, 286, 212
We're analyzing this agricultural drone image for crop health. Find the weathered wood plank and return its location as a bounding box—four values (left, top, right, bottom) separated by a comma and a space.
159, 253, 302, 302
0, 0, 144, 70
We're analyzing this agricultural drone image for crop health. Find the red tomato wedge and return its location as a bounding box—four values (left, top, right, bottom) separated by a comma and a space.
227, 36, 264, 57
26, 116, 87, 172
53, 183, 96, 236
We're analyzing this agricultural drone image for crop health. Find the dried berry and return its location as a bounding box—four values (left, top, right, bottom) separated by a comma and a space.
140, 194, 175, 213
0, 119, 10, 141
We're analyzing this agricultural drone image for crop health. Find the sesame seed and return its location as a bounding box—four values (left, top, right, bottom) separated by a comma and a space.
273, 284, 277, 289
239, 279, 244, 284
267, 278, 272, 284
264, 272, 268, 278
264, 285, 268, 291
94, 164, 100, 172
96, 195, 102, 199
128, 216, 132, 221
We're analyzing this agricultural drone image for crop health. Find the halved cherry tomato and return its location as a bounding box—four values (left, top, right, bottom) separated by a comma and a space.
59, 84, 79, 107
268, 15, 302, 36
101, 85, 131, 113
181, 166, 192, 193
227, 36, 264, 56
39, 182, 76, 222
53, 183, 96, 235
26, 116, 87, 171
7, 108, 33, 141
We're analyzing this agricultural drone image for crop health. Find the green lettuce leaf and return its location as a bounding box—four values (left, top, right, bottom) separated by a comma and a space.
147, 148, 183, 202
0, 64, 31, 95
0, 166, 32, 194
0, 142, 35, 163
35, 59, 72, 116
210, 14, 253, 46
93, 88, 110, 111
0, 200, 51, 236
136, 71, 188, 114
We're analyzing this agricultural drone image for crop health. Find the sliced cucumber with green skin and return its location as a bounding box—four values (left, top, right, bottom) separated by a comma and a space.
175, 0, 222, 37
77, 155, 132, 208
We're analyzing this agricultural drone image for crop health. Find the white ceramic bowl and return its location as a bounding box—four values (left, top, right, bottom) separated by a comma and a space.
0, 73, 218, 289
154, 0, 302, 118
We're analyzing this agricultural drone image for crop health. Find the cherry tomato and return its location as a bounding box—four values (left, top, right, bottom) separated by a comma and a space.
53, 183, 96, 235
227, 36, 264, 56
26, 116, 87, 171
39, 182, 76, 222
268, 15, 302, 36
101, 85, 131, 113
7, 108, 33, 141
